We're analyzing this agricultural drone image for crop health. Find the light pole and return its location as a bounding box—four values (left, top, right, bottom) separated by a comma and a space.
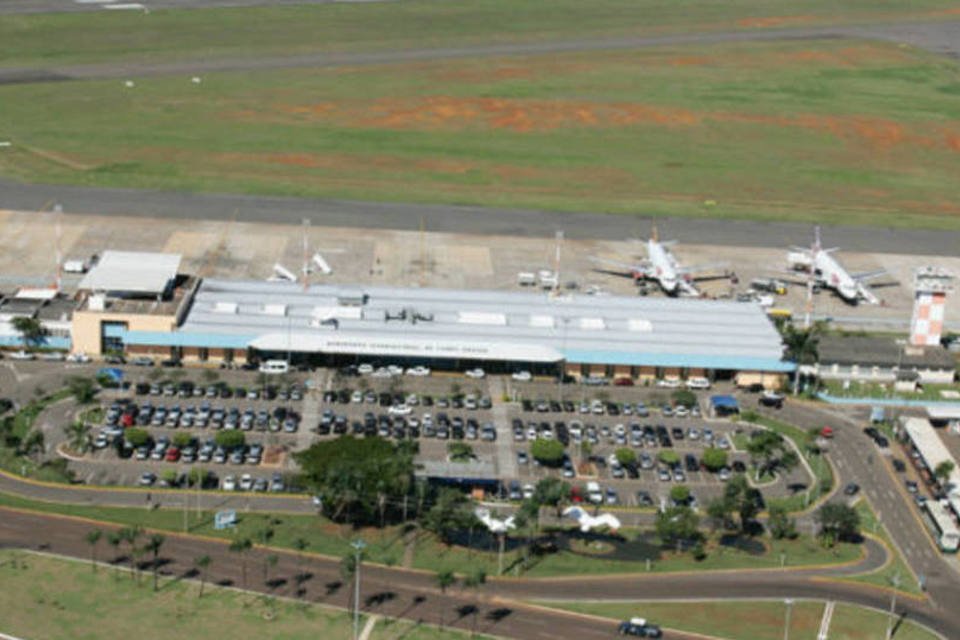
886, 571, 900, 640
351, 539, 367, 640
783, 598, 794, 640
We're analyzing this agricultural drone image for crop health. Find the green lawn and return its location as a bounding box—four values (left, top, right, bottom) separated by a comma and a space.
821, 380, 960, 402
846, 499, 924, 595
2, 37, 960, 228
0, 549, 478, 640
539, 599, 940, 640
3, 0, 959, 68
0, 489, 862, 579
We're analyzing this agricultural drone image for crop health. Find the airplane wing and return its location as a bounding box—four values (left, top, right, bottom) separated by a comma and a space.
851, 269, 886, 282
678, 280, 701, 297
677, 261, 729, 277
589, 256, 650, 275
857, 283, 879, 305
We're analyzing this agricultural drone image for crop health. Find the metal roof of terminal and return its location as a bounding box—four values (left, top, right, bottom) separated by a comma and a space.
168, 279, 791, 370
79, 251, 181, 295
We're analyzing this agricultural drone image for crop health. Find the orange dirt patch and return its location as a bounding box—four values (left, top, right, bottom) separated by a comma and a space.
736, 15, 816, 29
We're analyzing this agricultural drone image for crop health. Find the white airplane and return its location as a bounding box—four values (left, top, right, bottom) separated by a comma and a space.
474, 507, 516, 534
590, 227, 727, 297
785, 226, 886, 305
562, 506, 621, 533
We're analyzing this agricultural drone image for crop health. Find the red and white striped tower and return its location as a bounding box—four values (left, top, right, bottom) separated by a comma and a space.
910, 267, 953, 346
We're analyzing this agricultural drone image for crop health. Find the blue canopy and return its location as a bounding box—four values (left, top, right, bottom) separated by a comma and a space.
710, 395, 739, 410
97, 367, 124, 382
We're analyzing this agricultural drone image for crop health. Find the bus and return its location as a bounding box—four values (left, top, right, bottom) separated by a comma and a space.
925, 500, 960, 553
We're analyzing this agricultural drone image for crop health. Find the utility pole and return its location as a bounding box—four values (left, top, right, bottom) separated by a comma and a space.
351, 539, 367, 640
886, 571, 900, 640
783, 598, 794, 640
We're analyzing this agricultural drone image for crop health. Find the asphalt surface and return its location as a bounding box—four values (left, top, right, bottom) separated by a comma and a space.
3, 178, 960, 255
0, 505, 949, 640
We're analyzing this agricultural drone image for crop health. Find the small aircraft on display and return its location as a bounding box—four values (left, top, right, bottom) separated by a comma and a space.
590, 227, 728, 297
783, 226, 887, 305
474, 507, 517, 534
562, 506, 621, 533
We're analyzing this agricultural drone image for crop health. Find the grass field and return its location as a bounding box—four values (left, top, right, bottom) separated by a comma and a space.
847, 499, 924, 595
0, 549, 481, 640
540, 599, 940, 640
2, 36, 959, 228
2, 0, 959, 68
0, 489, 863, 578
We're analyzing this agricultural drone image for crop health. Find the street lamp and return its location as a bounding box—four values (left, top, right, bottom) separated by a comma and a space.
886, 571, 901, 640
351, 539, 367, 640
783, 598, 794, 640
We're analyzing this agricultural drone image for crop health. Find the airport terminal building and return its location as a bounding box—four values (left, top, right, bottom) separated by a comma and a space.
69, 251, 793, 387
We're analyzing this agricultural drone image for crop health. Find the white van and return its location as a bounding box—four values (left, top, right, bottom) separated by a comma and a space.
586, 481, 603, 505
259, 360, 290, 375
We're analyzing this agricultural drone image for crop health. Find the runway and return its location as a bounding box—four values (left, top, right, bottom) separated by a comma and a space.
2, 178, 958, 255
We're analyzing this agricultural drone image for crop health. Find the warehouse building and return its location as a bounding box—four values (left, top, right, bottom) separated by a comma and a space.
71, 252, 792, 386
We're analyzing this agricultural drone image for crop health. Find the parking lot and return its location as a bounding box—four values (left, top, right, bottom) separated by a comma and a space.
75, 366, 810, 508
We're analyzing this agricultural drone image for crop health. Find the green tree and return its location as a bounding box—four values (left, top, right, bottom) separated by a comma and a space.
780, 321, 823, 394
214, 430, 245, 450
85, 529, 102, 572
421, 487, 478, 545
655, 505, 701, 552
64, 421, 91, 454
119, 525, 143, 582
669, 484, 691, 505
934, 460, 955, 485
187, 467, 207, 488
530, 439, 565, 466
172, 432, 193, 448
12, 316, 45, 347
671, 389, 696, 407
294, 436, 414, 525
706, 498, 734, 531
447, 441, 474, 462
124, 427, 150, 448
701, 447, 728, 472
67, 376, 97, 404
292, 537, 309, 598
657, 450, 680, 467
815, 503, 860, 547
200, 369, 219, 383
145, 533, 165, 591
768, 504, 797, 540
20, 430, 44, 463
532, 477, 572, 519
194, 555, 211, 598
264, 554, 279, 586
745, 430, 797, 480
228, 537, 253, 589
160, 469, 178, 486
614, 447, 637, 467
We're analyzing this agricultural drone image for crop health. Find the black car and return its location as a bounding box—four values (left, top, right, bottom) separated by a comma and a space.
636, 491, 654, 507
892, 458, 906, 473
843, 482, 860, 496
618, 621, 662, 638
874, 435, 890, 448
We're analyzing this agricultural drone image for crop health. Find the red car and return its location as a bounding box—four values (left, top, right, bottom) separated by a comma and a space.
164, 446, 181, 462
121, 412, 135, 428
821, 426, 834, 439
614, 377, 634, 387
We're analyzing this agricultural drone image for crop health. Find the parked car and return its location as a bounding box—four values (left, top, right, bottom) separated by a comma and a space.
464, 368, 486, 379
618, 618, 662, 638
511, 371, 532, 382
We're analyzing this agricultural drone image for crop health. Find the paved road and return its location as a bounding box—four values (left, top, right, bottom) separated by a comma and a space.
0, 506, 951, 639
3, 178, 959, 255
759, 401, 960, 628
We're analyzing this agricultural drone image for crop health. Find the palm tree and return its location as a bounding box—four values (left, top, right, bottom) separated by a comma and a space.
228, 537, 253, 589
780, 322, 823, 394
64, 421, 91, 454
935, 461, 955, 486
119, 525, 143, 582
85, 529, 102, 572
435, 570, 456, 628
292, 537, 310, 598
107, 532, 122, 578
463, 569, 486, 637
263, 554, 278, 586
194, 555, 211, 598
145, 533, 165, 591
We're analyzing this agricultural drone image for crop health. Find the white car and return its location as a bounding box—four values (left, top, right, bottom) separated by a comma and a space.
351, 391, 364, 403
673, 406, 689, 418
656, 377, 681, 388
522, 484, 535, 500
370, 367, 393, 378
9, 350, 35, 361
66, 352, 91, 363
464, 368, 486, 379
387, 365, 404, 376
357, 363, 374, 375
388, 404, 413, 416
511, 371, 532, 382
406, 366, 431, 377
686, 377, 711, 390
222, 474, 237, 491
40, 352, 65, 361
239, 473, 254, 491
